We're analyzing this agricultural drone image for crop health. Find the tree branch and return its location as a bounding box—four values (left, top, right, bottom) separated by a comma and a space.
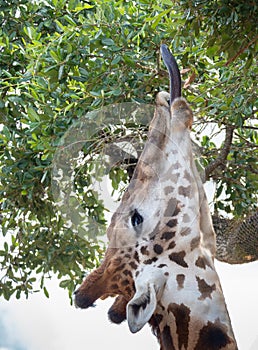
241, 125, 258, 130
225, 34, 258, 66
205, 125, 235, 180
235, 132, 258, 148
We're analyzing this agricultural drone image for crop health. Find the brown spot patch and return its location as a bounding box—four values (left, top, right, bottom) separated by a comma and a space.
196, 276, 216, 300
140, 246, 149, 255
166, 219, 177, 228
173, 204, 181, 216
164, 198, 177, 217
121, 279, 130, 286
184, 170, 192, 182
144, 257, 158, 265
125, 286, 132, 296
164, 186, 174, 195
167, 241, 176, 250
161, 231, 175, 240
174, 161, 181, 169
178, 185, 191, 197
129, 261, 138, 270
153, 244, 163, 254
161, 325, 176, 350
183, 213, 191, 223
123, 269, 132, 277
131, 164, 153, 183
194, 320, 232, 350
191, 236, 200, 250
169, 251, 188, 268
158, 263, 167, 268
114, 263, 126, 272
111, 274, 121, 282
110, 283, 119, 291
195, 256, 213, 270
134, 251, 140, 263
176, 274, 185, 289
168, 172, 180, 183
168, 303, 190, 349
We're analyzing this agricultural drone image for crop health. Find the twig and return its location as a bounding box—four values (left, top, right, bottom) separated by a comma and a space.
235, 132, 258, 148
242, 125, 258, 130
225, 34, 258, 66
205, 125, 235, 180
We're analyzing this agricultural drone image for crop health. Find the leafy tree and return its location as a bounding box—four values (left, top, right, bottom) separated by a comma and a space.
0, 0, 257, 300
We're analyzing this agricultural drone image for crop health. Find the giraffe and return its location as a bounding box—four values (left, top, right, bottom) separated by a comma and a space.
74, 44, 238, 350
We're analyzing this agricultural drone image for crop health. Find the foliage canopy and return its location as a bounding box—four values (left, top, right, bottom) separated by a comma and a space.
0, 0, 257, 300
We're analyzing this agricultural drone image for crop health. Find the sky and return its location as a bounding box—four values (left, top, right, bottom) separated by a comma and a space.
0, 260, 258, 350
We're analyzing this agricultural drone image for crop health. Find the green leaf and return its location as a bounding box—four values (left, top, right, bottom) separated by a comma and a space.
43, 287, 49, 298
59, 279, 70, 288
111, 55, 121, 65
72, 4, 94, 12
50, 50, 60, 62
64, 15, 77, 26
101, 38, 115, 46
123, 55, 135, 67
27, 107, 40, 122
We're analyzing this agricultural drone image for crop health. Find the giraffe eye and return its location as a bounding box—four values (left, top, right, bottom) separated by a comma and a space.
131, 209, 143, 228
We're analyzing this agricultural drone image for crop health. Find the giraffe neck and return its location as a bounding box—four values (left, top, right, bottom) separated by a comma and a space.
144, 248, 237, 350
151, 301, 237, 350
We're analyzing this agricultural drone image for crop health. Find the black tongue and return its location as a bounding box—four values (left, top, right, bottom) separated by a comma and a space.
160, 44, 182, 103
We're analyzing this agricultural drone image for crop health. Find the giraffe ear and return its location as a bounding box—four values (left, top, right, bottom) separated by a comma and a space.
126, 283, 157, 333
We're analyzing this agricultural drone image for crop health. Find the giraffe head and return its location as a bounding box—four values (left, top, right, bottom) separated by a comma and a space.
74, 45, 236, 349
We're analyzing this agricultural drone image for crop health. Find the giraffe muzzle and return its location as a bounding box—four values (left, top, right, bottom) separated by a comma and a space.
74, 288, 96, 309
